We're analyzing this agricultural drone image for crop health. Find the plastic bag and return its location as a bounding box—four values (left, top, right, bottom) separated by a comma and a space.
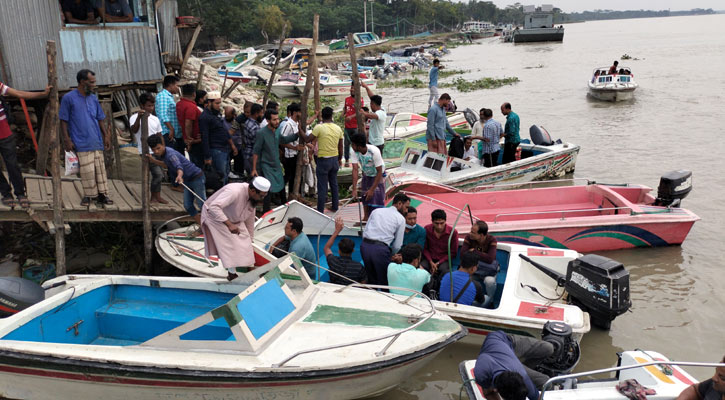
64, 151, 79, 176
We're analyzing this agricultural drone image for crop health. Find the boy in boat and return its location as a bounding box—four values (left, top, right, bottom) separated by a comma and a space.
350, 133, 385, 221
421, 209, 459, 298
323, 217, 366, 285
608, 60, 619, 75
676, 354, 725, 400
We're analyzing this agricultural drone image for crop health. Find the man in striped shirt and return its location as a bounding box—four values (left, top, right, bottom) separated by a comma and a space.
0, 82, 49, 208
471, 108, 503, 167
156, 75, 183, 190
242, 104, 264, 176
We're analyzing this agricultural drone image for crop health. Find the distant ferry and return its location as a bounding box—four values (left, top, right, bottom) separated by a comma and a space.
512, 4, 565, 43
461, 20, 495, 39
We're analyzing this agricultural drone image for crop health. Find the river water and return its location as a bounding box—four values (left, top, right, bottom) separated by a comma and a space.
375, 14, 725, 399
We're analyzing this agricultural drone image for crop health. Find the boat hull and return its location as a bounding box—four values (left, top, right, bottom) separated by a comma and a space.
0, 346, 447, 400
513, 28, 564, 42
588, 87, 636, 102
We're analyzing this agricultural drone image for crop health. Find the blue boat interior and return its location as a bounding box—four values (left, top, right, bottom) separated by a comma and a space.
308, 234, 511, 309
1, 278, 299, 347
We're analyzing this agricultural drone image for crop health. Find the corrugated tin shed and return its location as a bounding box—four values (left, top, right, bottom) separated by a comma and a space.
158, 0, 183, 66
0, 0, 167, 91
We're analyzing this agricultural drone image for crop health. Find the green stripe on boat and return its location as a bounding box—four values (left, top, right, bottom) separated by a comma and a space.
569, 232, 649, 247
304, 305, 459, 332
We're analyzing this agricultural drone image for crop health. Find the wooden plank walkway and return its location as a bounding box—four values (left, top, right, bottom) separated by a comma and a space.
0, 174, 191, 223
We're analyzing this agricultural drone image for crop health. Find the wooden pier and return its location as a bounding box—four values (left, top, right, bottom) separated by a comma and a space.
0, 174, 190, 225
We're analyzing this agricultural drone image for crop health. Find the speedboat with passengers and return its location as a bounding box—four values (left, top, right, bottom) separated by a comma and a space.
459, 350, 721, 400
390, 170, 698, 252
0, 256, 465, 399
588, 66, 638, 101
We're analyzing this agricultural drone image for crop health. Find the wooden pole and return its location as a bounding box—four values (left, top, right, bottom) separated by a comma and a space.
180, 23, 202, 74
195, 63, 206, 91
262, 22, 288, 109
141, 114, 152, 274
312, 15, 321, 114
347, 33, 365, 134
46, 41, 65, 276
220, 69, 229, 97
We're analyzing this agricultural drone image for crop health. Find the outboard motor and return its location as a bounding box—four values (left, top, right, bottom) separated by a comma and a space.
529, 125, 554, 146
654, 170, 692, 207
0, 277, 45, 318
463, 107, 479, 127
519, 254, 631, 330
536, 321, 581, 377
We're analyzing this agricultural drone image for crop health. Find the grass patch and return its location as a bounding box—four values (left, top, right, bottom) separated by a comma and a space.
440, 76, 520, 92
377, 77, 427, 89
411, 69, 470, 78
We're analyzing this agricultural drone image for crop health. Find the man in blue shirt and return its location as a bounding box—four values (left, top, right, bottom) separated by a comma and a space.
148, 134, 206, 226
272, 217, 317, 279
501, 102, 520, 164
428, 59, 443, 109
426, 93, 458, 155
439, 252, 485, 306
474, 331, 555, 400
156, 75, 183, 190
60, 69, 113, 207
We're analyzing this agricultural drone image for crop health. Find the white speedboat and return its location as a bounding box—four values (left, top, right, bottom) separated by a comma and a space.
0, 256, 465, 400
459, 350, 716, 400
385, 111, 469, 140
588, 66, 638, 101
270, 72, 377, 98
159, 201, 593, 346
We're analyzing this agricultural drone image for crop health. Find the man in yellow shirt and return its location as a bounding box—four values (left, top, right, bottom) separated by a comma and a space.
311, 107, 343, 213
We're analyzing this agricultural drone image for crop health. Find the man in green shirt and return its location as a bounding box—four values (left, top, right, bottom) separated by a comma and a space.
387, 244, 430, 296
251, 109, 299, 212
501, 102, 520, 164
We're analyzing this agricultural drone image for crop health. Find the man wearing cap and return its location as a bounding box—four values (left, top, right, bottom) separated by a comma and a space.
201, 177, 270, 281
200, 91, 237, 186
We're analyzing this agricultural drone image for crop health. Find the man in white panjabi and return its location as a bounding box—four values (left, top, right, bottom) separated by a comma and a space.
201, 177, 269, 280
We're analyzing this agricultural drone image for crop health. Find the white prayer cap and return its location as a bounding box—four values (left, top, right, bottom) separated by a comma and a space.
252, 177, 271, 192
207, 91, 221, 100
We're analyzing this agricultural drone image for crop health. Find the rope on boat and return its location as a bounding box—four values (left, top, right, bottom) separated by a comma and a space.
459, 377, 476, 400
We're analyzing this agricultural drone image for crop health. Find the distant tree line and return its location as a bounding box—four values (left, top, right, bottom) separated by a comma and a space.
177, 0, 715, 46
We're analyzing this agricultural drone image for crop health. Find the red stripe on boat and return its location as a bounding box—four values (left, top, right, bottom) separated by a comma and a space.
469, 367, 485, 395
517, 301, 564, 320
655, 358, 695, 386
526, 248, 565, 257
0, 304, 17, 314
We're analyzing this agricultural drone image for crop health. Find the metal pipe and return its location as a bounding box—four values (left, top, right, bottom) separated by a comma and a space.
493, 206, 633, 223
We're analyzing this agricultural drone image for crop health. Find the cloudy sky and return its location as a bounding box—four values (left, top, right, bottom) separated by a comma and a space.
483, 1, 723, 13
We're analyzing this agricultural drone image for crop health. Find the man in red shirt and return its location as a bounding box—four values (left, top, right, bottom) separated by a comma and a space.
342, 81, 374, 166
176, 83, 203, 168
0, 82, 49, 208
421, 208, 459, 298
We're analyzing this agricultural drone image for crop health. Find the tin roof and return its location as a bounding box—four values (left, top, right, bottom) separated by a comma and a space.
0, 0, 167, 91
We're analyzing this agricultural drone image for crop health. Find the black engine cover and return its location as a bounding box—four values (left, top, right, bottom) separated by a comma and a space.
655, 170, 692, 206
0, 277, 44, 318
565, 254, 631, 329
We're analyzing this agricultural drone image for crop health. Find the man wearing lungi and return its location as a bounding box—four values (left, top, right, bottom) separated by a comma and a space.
349, 133, 385, 222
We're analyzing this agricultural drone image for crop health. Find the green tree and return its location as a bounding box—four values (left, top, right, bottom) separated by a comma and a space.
254, 4, 289, 43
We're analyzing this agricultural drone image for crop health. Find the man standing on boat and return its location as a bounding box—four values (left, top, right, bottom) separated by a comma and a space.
310, 107, 344, 213
428, 59, 443, 109
471, 108, 503, 167
358, 95, 386, 153
426, 93, 458, 155
343, 82, 374, 165
200, 177, 270, 281
361, 193, 410, 287
350, 133, 385, 221
500, 102, 520, 164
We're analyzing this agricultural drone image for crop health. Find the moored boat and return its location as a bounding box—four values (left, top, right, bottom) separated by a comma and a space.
461, 20, 496, 39
512, 5, 565, 43
386, 128, 579, 190
0, 256, 465, 400
459, 350, 714, 400
392, 170, 698, 252
588, 66, 638, 101
385, 111, 469, 140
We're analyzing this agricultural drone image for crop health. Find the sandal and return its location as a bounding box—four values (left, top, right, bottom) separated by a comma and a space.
16, 196, 30, 209
81, 197, 91, 206
1, 196, 16, 208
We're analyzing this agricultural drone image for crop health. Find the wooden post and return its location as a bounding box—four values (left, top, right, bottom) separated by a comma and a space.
220, 69, 229, 97
36, 103, 51, 175
101, 100, 122, 178
292, 17, 319, 199
141, 114, 152, 274
180, 23, 202, 74
347, 33, 365, 134
312, 15, 321, 114
262, 22, 288, 109
195, 63, 206, 91
46, 41, 65, 276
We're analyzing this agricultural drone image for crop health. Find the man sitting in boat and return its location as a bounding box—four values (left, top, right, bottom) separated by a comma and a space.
422, 209, 459, 298
461, 221, 498, 307
438, 252, 486, 306
473, 331, 555, 400
271, 217, 317, 278
323, 217, 366, 285
387, 244, 430, 296
676, 354, 725, 400
402, 206, 426, 249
